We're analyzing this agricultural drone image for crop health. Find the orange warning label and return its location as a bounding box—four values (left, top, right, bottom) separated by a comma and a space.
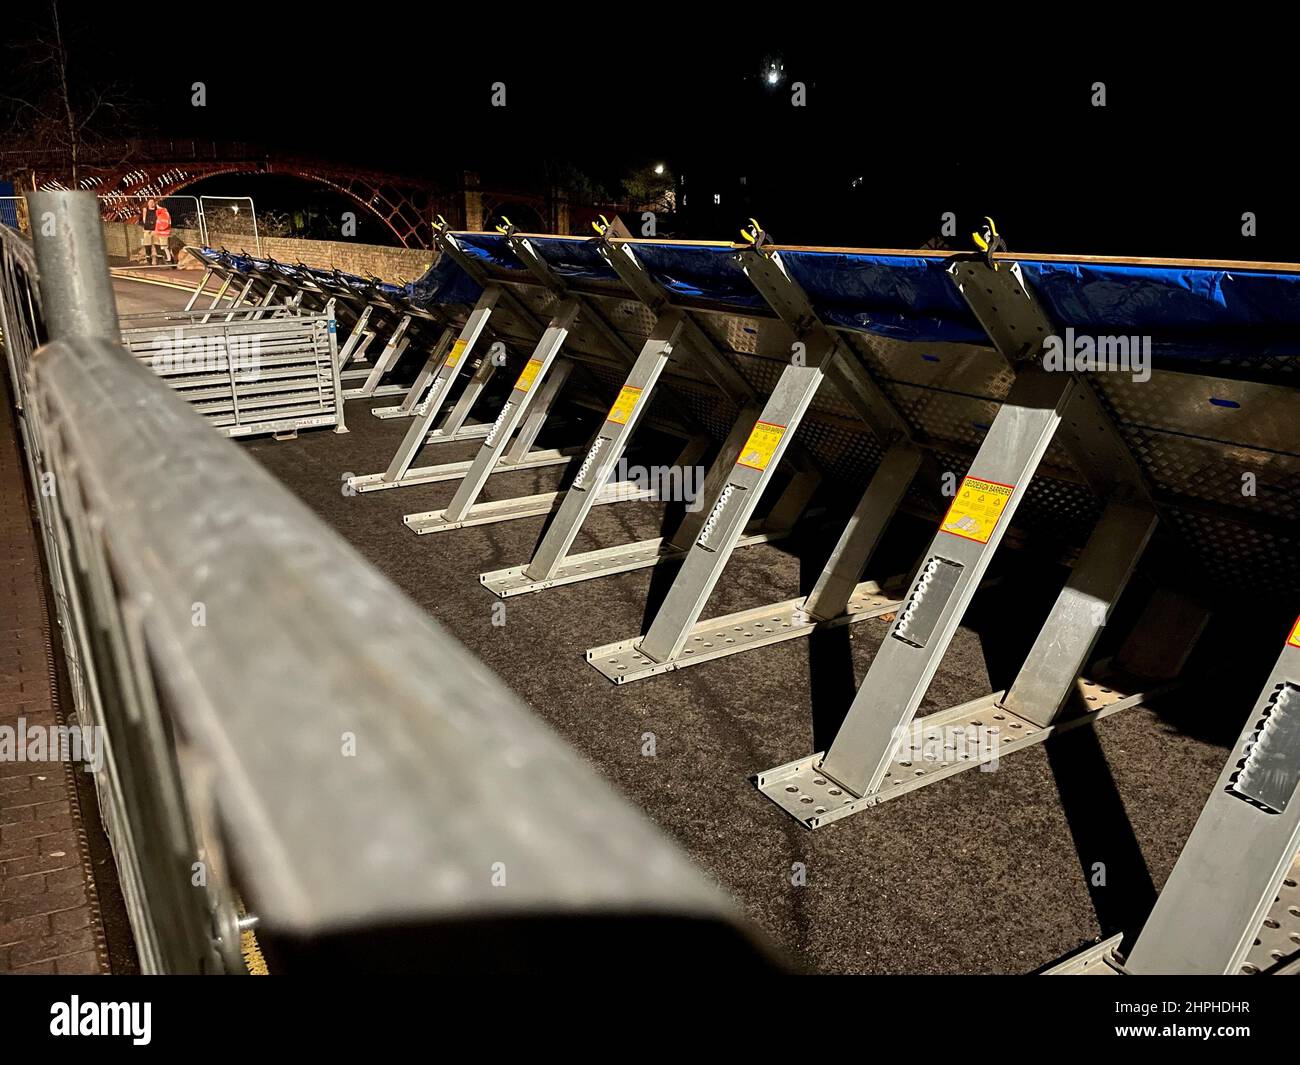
514, 358, 544, 393
940, 477, 1015, 545
445, 338, 469, 368
736, 421, 786, 472
607, 386, 642, 426
1288, 615, 1300, 649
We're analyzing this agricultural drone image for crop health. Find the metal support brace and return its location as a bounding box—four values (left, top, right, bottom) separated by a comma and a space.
949, 259, 1151, 505
581, 239, 928, 679
635, 347, 835, 663
219, 277, 255, 324
184, 267, 213, 312
440, 299, 577, 521
1124, 627, 1300, 974
403, 234, 705, 536
371, 287, 503, 421
336, 304, 376, 369
347, 312, 412, 398
481, 238, 793, 598
404, 300, 583, 533
803, 443, 924, 621
590, 244, 910, 675
757, 255, 1162, 827
666, 405, 765, 549
504, 358, 572, 463
1001, 500, 1156, 726
248, 282, 280, 322
324, 298, 348, 435
198, 273, 235, 324
758, 369, 1087, 821
370, 326, 454, 419
520, 309, 688, 582
762, 451, 823, 535
357, 287, 505, 487
432, 343, 500, 439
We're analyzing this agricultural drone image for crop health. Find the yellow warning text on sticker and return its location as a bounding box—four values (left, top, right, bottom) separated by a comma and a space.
607, 385, 643, 425
1288, 616, 1300, 649
736, 421, 786, 472
514, 358, 544, 393
939, 477, 1015, 545
445, 338, 469, 368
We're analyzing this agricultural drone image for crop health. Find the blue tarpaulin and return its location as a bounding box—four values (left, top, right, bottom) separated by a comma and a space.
406, 235, 1300, 365
202, 239, 1300, 366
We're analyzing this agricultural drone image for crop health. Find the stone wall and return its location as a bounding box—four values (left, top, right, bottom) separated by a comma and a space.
102, 222, 436, 282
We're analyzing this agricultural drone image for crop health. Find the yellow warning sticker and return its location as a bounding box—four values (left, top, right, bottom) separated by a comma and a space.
1288, 615, 1300, 649
445, 338, 469, 368
514, 358, 544, 393
607, 385, 642, 425
939, 476, 1016, 544
736, 421, 786, 472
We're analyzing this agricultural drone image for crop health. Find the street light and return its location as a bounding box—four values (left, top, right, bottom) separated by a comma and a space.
654, 163, 665, 176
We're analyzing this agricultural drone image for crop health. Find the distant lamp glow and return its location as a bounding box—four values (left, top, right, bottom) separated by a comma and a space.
760, 56, 786, 89
654, 163, 665, 175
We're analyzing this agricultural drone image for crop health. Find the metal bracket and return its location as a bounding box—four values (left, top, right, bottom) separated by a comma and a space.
1124, 633, 1300, 974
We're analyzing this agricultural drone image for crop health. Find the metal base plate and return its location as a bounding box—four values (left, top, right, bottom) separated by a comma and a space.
370, 403, 422, 419
587, 581, 902, 684
1242, 851, 1300, 975
1043, 934, 1126, 975
348, 447, 575, 493
369, 402, 499, 424
342, 383, 406, 399
756, 679, 1147, 829
405, 481, 653, 535
480, 528, 782, 599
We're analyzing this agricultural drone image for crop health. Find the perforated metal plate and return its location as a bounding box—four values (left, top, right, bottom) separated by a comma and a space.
588, 581, 901, 684
757, 678, 1147, 829
1241, 852, 1300, 974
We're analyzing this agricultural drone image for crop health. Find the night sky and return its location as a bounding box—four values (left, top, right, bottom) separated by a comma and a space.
3, 7, 1296, 258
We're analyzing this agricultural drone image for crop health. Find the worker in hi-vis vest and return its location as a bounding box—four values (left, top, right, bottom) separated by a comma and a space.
140, 197, 173, 265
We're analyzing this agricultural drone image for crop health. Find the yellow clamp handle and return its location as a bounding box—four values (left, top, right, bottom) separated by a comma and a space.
971, 215, 999, 251
494, 215, 514, 235
739, 218, 764, 244
591, 214, 611, 237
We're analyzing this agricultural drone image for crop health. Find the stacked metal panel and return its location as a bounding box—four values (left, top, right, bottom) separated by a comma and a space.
119, 305, 344, 438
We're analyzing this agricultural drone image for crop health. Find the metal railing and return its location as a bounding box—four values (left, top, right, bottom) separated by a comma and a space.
0, 192, 765, 973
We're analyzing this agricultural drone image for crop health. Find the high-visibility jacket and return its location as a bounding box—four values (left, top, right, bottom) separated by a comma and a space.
153, 206, 172, 235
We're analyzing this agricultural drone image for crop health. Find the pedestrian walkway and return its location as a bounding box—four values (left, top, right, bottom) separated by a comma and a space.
0, 385, 110, 974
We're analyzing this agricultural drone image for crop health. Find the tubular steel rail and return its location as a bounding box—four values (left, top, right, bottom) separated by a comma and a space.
0, 191, 764, 973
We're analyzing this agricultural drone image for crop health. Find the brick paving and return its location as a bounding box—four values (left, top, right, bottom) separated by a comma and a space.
0, 388, 110, 974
